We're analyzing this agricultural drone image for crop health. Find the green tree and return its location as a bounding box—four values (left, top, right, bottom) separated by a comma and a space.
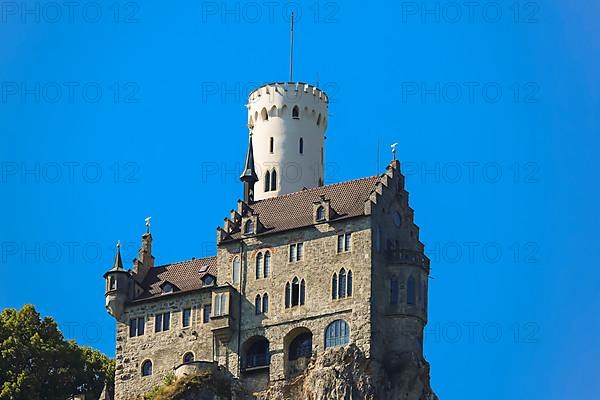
0, 304, 114, 400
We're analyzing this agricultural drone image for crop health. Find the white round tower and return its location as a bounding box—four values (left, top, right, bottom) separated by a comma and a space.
247, 82, 329, 200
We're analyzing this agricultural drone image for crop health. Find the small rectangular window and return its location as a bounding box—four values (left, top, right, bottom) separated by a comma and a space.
182, 308, 191, 328
155, 314, 162, 333
203, 304, 211, 323
337, 235, 344, 252
137, 317, 145, 336
289, 244, 296, 262
297, 243, 304, 261
163, 312, 171, 331
345, 233, 352, 251
129, 319, 137, 337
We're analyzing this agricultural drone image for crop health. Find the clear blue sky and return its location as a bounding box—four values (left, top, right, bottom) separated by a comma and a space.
1, 1, 598, 398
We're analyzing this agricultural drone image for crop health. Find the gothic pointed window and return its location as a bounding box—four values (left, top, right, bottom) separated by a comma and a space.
233, 257, 240, 284
325, 320, 350, 349
264, 171, 271, 192
255, 294, 262, 315
256, 253, 263, 279
262, 293, 269, 313
291, 278, 300, 307
264, 251, 271, 277
141, 360, 153, 376
331, 273, 337, 300
347, 271, 353, 297
271, 169, 277, 191
292, 105, 300, 119
339, 269, 347, 299
261, 107, 268, 121
299, 138, 304, 154
407, 276, 416, 305
285, 282, 291, 308
300, 279, 306, 305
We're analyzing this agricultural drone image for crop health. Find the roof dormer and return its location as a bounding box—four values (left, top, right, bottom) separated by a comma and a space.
313, 195, 334, 223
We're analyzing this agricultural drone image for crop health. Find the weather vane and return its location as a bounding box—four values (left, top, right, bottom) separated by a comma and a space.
116, 240, 121, 249
391, 142, 398, 160
145, 217, 151, 233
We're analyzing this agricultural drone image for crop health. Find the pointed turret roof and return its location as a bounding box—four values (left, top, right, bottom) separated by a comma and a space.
108, 242, 124, 272
240, 133, 258, 182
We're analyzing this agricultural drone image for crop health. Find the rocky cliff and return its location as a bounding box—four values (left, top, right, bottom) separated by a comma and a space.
145, 345, 436, 400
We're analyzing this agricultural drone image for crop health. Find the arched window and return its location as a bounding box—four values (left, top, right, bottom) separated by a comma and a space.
291, 277, 300, 307
316, 206, 325, 221
233, 257, 240, 284
331, 273, 337, 300
325, 320, 350, 349
264, 251, 271, 277
246, 338, 270, 368
292, 105, 300, 119
261, 107, 268, 121
285, 282, 291, 308
256, 253, 263, 279
300, 279, 306, 305
289, 332, 312, 360
262, 293, 269, 313
183, 352, 194, 364
299, 138, 304, 154
255, 294, 262, 315
407, 276, 416, 305
390, 278, 399, 305
269, 137, 274, 153
269, 105, 277, 117
338, 268, 347, 299
244, 220, 253, 235
271, 169, 277, 191
264, 171, 271, 192
347, 271, 353, 297
141, 360, 152, 376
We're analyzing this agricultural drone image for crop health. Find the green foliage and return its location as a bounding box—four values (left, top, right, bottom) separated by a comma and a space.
0, 304, 114, 400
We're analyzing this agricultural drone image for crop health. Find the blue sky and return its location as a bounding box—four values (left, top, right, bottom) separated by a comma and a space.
1, 1, 599, 398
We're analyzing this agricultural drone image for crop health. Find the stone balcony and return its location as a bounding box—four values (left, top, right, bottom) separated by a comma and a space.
385, 249, 429, 269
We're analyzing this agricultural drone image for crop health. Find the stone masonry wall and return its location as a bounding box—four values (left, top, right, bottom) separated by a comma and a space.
115, 291, 214, 400
217, 216, 374, 383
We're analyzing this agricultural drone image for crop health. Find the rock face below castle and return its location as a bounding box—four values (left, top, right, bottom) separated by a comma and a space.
149, 345, 437, 400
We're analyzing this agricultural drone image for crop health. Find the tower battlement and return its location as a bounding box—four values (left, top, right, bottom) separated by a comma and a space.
245, 82, 329, 201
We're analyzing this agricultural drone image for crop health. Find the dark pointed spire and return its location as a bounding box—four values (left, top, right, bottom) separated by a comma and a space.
240, 132, 259, 203
240, 133, 258, 183
110, 241, 124, 271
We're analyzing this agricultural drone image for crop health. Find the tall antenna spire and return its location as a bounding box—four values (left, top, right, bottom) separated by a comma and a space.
289, 12, 295, 82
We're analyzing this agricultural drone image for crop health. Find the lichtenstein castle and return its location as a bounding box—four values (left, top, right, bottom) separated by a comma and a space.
104, 82, 437, 400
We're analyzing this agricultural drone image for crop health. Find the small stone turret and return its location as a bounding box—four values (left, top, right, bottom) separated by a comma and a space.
103, 242, 130, 320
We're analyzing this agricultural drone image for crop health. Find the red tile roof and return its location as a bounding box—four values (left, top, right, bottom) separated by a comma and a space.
229, 175, 380, 239
134, 256, 217, 301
